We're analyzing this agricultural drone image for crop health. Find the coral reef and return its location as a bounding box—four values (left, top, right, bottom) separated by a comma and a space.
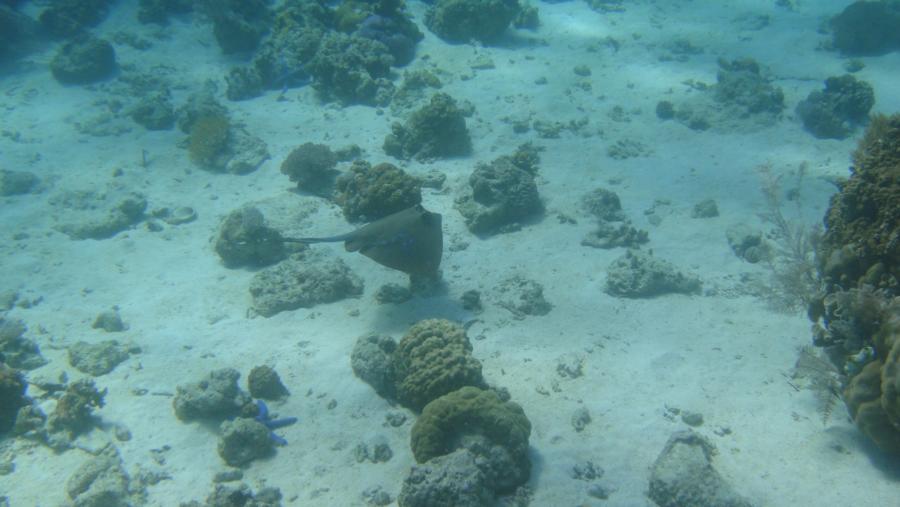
50, 35, 117, 85
0, 318, 47, 370
188, 114, 230, 166
306, 32, 395, 105
648, 430, 752, 507
52, 188, 147, 240
424, 0, 521, 44
247, 365, 289, 400
455, 149, 543, 235
249, 250, 364, 317
605, 249, 702, 298
410, 386, 531, 493
39, 0, 113, 38
383, 93, 472, 161
393, 320, 485, 411
196, 0, 272, 54
49, 379, 107, 436
796, 74, 875, 139
218, 418, 275, 466
172, 368, 251, 422
0, 169, 39, 196
65, 444, 139, 506
398, 448, 494, 507
351, 333, 398, 398
280, 143, 338, 195
811, 113, 900, 453
492, 276, 552, 318
214, 206, 286, 268
333, 160, 422, 222
0, 363, 28, 433
67, 340, 136, 376
830, 0, 900, 56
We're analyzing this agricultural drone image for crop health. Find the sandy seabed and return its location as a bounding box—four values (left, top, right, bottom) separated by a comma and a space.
2, 0, 900, 505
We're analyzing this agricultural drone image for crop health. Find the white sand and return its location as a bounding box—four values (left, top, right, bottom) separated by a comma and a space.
2, 0, 899, 505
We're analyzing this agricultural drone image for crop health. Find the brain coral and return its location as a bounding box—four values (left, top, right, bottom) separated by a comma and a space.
410, 386, 532, 492
392, 319, 484, 411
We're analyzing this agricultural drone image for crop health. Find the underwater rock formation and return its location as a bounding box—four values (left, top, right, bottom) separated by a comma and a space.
0, 169, 39, 196
173, 368, 251, 422
51, 189, 147, 240
307, 32, 395, 105
247, 365, 289, 400
410, 386, 532, 494
0, 318, 47, 370
605, 249, 702, 298
249, 250, 364, 317
218, 417, 275, 466
383, 93, 472, 161
67, 340, 136, 376
39, 0, 113, 38
333, 160, 422, 222
796, 74, 875, 139
648, 430, 753, 507
49, 379, 107, 437
50, 35, 117, 85
214, 206, 286, 268
280, 142, 338, 195
65, 444, 138, 507
830, 0, 900, 56
196, 0, 271, 54
0, 363, 28, 434
398, 448, 494, 507
455, 149, 543, 235
424, 0, 521, 44
351, 333, 397, 399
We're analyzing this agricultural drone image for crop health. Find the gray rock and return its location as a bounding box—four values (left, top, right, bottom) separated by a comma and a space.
217, 418, 274, 467
455, 155, 542, 236
605, 249, 701, 298
648, 430, 754, 507
0, 169, 39, 196
0, 318, 47, 370
65, 445, 134, 507
92, 308, 127, 332
581, 221, 648, 249
398, 449, 494, 507
50, 35, 117, 85
247, 365, 288, 400
68, 340, 132, 376
351, 333, 397, 398
249, 250, 363, 317
52, 190, 147, 240
494, 276, 551, 318
173, 368, 249, 422
725, 224, 770, 264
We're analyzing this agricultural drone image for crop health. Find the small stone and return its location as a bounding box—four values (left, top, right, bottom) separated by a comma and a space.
92, 308, 126, 332
247, 365, 289, 400
571, 407, 592, 432
681, 411, 704, 427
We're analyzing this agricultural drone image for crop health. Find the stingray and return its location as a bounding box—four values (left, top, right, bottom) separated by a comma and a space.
283, 204, 443, 276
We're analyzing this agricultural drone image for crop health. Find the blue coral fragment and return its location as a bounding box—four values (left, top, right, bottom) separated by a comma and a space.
254, 399, 297, 446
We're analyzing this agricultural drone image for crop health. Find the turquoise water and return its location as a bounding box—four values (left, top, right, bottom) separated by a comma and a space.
1, 1, 899, 505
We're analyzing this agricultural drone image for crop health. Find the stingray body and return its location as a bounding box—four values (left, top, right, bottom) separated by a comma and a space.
284, 204, 443, 275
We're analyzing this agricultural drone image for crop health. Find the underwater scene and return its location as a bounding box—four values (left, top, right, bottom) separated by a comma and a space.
2, 0, 900, 505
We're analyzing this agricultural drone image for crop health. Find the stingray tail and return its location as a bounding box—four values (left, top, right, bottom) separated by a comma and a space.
281, 234, 348, 244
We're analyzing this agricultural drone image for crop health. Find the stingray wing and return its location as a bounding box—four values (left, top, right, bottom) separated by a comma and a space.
345, 205, 443, 275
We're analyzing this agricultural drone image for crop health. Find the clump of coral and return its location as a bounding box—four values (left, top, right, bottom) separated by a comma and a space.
0, 363, 28, 433
383, 93, 472, 161
811, 113, 900, 453
333, 160, 422, 222
455, 146, 543, 235
409, 386, 532, 493
280, 142, 338, 195
393, 320, 486, 411
424, 0, 521, 44
796, 74, 875, 139
188, 114, 231, 166
351, 319, 486, 410
49, 379, 107, 436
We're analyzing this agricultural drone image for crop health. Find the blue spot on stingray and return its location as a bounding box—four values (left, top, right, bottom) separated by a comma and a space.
254, 399, 297, 446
